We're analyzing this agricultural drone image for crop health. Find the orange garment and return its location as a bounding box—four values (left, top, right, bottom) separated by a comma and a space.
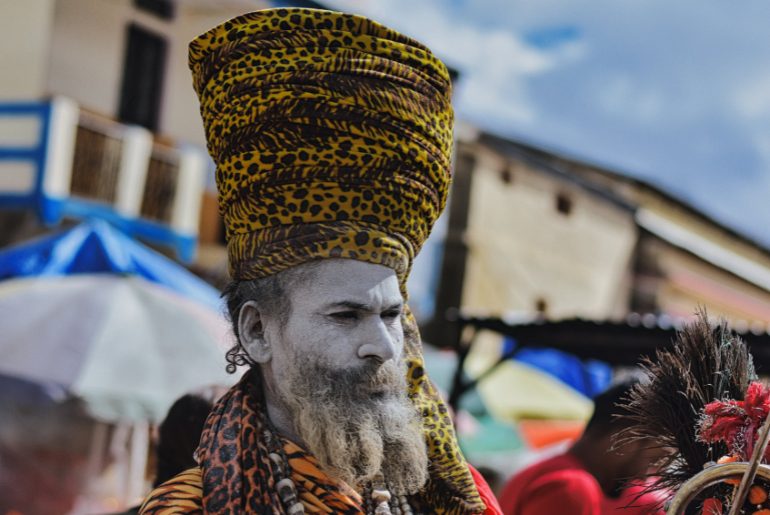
141, 464, 503, 514
141, 369, 499, 514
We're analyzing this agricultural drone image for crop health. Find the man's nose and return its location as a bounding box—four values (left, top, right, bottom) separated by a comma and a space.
357, 318, 397, 363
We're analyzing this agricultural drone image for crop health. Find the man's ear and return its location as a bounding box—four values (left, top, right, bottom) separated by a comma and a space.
238, 300, 271, 363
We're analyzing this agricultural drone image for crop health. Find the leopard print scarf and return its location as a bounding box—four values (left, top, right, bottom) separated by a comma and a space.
190, 366, 483, 514
190, 369, 363, 513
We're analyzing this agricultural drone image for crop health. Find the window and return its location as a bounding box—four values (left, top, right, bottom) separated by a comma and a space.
134, 0, 175, 20
118, 24, 167, 132
555, 192, 573, 216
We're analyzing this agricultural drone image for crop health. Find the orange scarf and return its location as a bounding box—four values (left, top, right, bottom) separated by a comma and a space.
140, 369, 494, 514
141, 370, 428, 513
195, 369, 373, 513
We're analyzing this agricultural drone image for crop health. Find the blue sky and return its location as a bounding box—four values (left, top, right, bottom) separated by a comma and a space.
326, 0, 770, 247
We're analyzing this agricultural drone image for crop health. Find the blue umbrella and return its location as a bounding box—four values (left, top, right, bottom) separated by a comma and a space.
504, 337, 612, 398
0, 372, 68, 406
0, 220, 222, 311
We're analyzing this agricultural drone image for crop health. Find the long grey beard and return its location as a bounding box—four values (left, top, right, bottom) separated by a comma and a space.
274, 356, 429, 496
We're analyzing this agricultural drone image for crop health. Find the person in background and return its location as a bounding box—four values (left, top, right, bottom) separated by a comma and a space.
499, 379, 665, 515
474, 466, 504, 497
153, 394, 214, 488
111, 394, 215, 515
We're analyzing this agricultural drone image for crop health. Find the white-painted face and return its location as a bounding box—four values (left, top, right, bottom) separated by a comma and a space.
278, 259, 404, 369
243, 258, 405, 380
238, 260, 428, 492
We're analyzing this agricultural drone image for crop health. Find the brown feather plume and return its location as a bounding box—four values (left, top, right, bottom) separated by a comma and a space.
617, 310, 756, 506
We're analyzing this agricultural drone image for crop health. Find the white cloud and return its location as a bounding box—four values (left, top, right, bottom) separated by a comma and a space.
325, 0, 583, 124
734, 73, 770, 120
323, 0, 770, 245
596, 75, 665, 123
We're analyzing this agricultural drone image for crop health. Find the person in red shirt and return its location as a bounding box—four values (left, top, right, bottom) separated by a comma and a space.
499, 380, 665, 515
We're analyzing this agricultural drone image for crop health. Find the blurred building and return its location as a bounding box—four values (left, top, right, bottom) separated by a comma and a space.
425, 125, 770, 346
0, 2, 277, 512
0, 0, 275, 262
3, 0, 768, 333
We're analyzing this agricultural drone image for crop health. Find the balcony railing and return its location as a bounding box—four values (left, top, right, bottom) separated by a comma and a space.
0, 97, 206, 262
141, 143, 179, 223
71, 112, 123, 204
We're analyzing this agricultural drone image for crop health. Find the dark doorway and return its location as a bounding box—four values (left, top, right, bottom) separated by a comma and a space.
118, 24, 167, 132
134, 0, 175, 20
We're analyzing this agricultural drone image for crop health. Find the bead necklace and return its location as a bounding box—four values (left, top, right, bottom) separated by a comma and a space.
262, 428, 415, 514
264, 429, 305, 514
364, 478, 415, 515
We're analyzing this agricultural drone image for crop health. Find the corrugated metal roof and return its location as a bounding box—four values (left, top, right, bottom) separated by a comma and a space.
451, 313, 770, 371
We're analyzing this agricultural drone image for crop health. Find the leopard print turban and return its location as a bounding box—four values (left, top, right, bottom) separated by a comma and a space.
189, 7, 453, 283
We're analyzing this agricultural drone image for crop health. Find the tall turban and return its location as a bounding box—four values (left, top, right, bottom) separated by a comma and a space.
189, 7, 453, 284
188, 7, 485, 514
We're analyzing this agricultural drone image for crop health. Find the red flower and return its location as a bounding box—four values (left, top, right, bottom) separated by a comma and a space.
697, 382, 770, 461
743, 382, 770, 424
699, 400, 745, 447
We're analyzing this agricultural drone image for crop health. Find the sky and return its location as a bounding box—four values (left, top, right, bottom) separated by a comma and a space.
325, 0, 770, 248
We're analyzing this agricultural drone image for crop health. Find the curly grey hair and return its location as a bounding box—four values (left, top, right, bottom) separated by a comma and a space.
221, 261, 322, 373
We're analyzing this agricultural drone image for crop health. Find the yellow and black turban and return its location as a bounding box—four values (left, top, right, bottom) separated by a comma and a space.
188, 8, 485, 514
189, 7, 453, 284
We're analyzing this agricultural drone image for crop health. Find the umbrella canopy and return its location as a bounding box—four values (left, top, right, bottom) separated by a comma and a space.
0, 220, 222, 311
472, 359, 593, 421
0, 372, 68, 406
517, 419, 585, 449
0, 274, 236, 422
504, 338, 612, 399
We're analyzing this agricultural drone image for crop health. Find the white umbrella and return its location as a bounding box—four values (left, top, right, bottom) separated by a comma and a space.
0, 274, 239, 423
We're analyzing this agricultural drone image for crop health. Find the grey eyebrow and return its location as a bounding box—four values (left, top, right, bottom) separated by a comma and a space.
383, 302, 404, 312
327, 301, 371, 311
326, 301, 403, 312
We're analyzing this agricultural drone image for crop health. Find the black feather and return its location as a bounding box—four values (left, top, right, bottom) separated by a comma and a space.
616, 310, 756, 510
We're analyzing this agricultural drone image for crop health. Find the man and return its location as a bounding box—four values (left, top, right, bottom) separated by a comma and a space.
499, 380, 665, 515
140, 7, 500, 514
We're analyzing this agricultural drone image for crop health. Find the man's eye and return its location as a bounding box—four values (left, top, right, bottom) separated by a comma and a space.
381, 310, 401, 320
329, 311, 359, 321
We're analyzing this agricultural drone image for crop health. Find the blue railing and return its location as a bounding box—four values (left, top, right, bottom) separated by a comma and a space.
0, 101, 57, 222
0, 99, 200, 262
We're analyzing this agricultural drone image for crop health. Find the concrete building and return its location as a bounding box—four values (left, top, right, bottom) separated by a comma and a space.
4, 0, 766, 335
426, 126, 770, 347
2, 0, 270, 142
0, 0, 273, 261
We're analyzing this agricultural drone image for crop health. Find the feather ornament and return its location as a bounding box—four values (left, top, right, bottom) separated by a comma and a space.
617, 310, 757, 510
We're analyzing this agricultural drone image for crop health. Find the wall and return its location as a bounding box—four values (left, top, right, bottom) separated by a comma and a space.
47, 0, 130, 116
643, 236, 770, 325
460, 144, 638, 320
552, 153, 770, 328
46, 0, 269, 146
0, 0, 56, 99
162, 7, 248, 147
568, 161, 770, 296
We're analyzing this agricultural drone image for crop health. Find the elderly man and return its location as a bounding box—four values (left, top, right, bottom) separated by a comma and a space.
140, 8, 500, 515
